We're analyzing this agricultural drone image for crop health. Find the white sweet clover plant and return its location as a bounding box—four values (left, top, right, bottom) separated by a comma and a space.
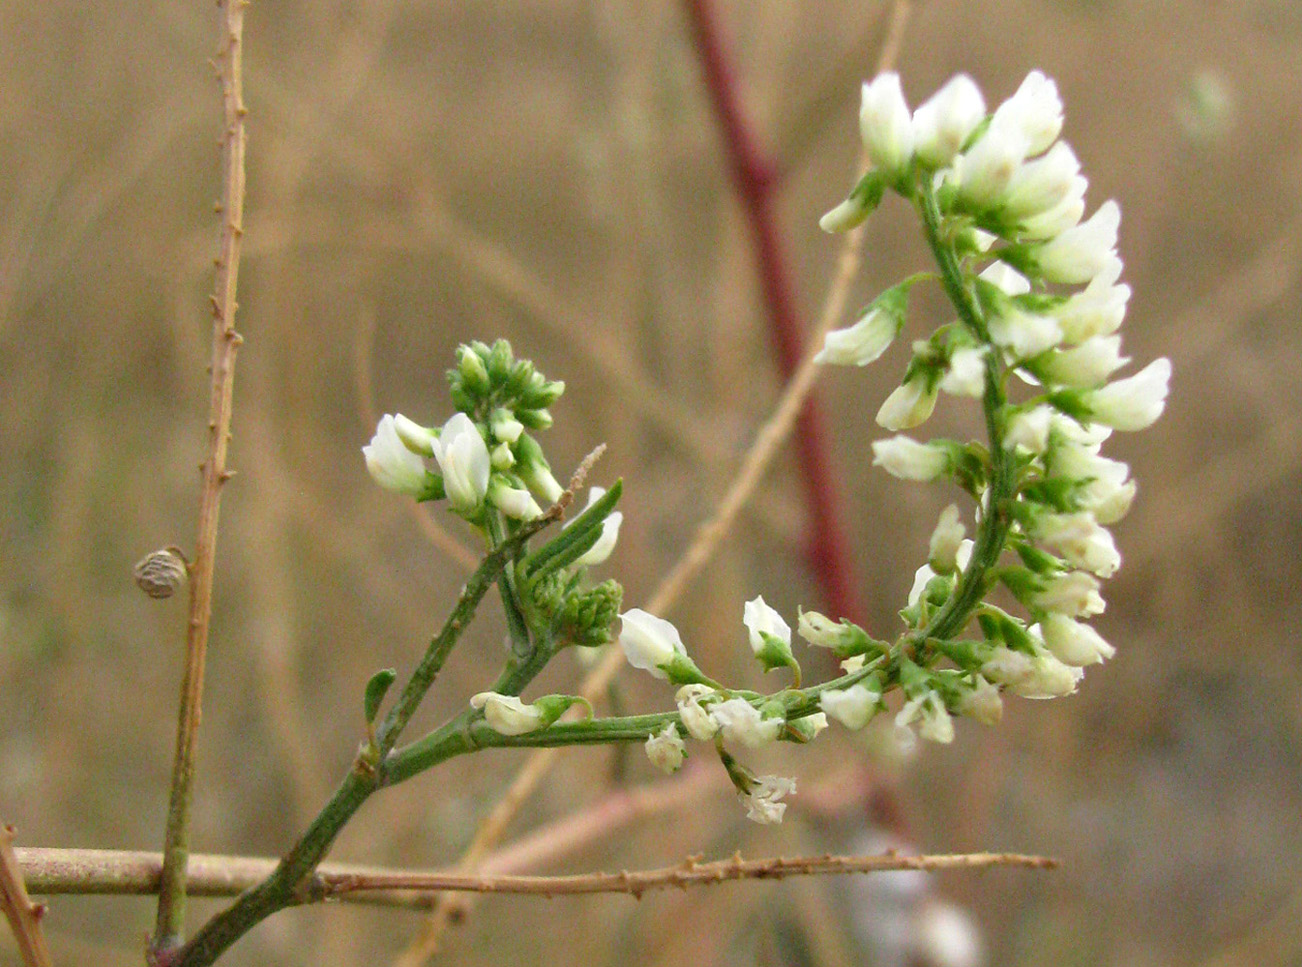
359, 72, 1170, 828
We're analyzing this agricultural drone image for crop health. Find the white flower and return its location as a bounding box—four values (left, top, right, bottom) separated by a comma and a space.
363, 415, 429, 496
820, 683, 880, 730
743, 775, 796, 825
489, 409, 524, 444
1038, 335, 1129, 388
1019, 184, 1087, 240
1032, 200, 1121, 285
570, 487, 623, 567
676, 684, 719, 741
1033, 511, 1121, 577
431, 412, 491, 513
958, 676, 1003, 725
877, 376, 939, 430
709, 698, 782, 748
911, 73, 986, 167
816, 305, 899, 366
987, 306, 1063, 359
928, 503, 966, 573
979, 261, 1032, 296
1033, 571, 1106, 617
895, 691, 954, 744
393, 414, 437, 456
871, 435, 948, 481
791, 712, 828, 741
1004, 141, 1082, 219
1085, 358, 1172, 431
951, 116, 1028, 208
797, 610, 857, 650
992, 70, 1063, 157
1005, 406, 1054, 454
981, 646, 1083, 699
819, 195, 873, 233
644, 724, 686, 774
470, 692, 544, 735
1055, 261, 1130, 343
860, 73, 914, 177
1048, 443, 1136, 524
909, 539, 974, 607
618, 609, 687, 680
743, 595, 791, 656
488, 479, 543, 520
1040, 613, 1116, 666
939, 346, 987, 397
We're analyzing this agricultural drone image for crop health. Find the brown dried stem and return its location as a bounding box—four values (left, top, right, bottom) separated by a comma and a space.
16, 845, 1053, 906
1, 825, 54, 967
151, 0, 249, 958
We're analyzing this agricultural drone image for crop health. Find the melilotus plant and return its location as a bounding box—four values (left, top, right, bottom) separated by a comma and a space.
160, 69, 1169, 966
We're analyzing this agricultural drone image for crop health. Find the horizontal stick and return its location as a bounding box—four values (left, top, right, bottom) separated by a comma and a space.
18, 847, 1055, 905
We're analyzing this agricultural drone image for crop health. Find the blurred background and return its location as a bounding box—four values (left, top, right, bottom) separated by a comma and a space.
2, 0, 1301, 964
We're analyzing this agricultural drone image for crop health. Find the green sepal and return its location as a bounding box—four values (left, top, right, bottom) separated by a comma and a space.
660, 652, 713, 687
362, 668, 397, 726
753, 631, 801, 681
521, 480, 622, 579
533, 693, 592, 728
1019, 476, 1080, 513
416, 473, 446, 503
1012, 540, 1065, 574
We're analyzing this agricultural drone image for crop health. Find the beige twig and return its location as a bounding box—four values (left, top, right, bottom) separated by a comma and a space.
16, 845, 1052, 907
1, 825, 54, 967
392, 5, 913, 963
152, 0, 248, 955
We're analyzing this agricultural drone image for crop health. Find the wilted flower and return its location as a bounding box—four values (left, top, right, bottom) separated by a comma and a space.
820, 683, 881, 730
742, 775, 796, 825
709, 698, 782, 748
895, 690, 955, 744
644, 724, 687, 774
675, 684, 719, 741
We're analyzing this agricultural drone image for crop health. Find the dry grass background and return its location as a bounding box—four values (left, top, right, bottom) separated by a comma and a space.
2, 0, 1301, 965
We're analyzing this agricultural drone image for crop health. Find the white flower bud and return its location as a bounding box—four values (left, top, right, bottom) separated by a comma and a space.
743, 595, 791, 655
860, 73, 915, 177
393, 414, 437, 456
896, 691, 954, 744
928, 504, 966, 573
644, 724, 686, 774
1004, 141, 1082, 219
939, 346, 987, 397
1032, 200, 1121, 285
570, 487, 623, 567
431, 412, 491, 513
1055, 262, 1130, 343
489, 408, 525, 444
911, 73, 986, 167
709, 698, 782, 748
618, 609, 687, 680
675, 684, 719, 741
876, 376, 939, 430
1038, 335, 1130, 388
1033, 511, 1121, 578
363, 415, 429, 496
819, 195, 872, 233
871, 435, 948, 481
820, 683, 880, 730
979, 261, 1032, 296
488, 479, 543, 520
1033, 571, 1106, 617
742, 775, 796, 825
958, 676, 1003, 725
951, 117, 1028, 208
470, 692, 545, 735
1040, 613, 1116, 666
1085, 358, 1172, 431
490, 442, 515, 471
797, 610, 857, 650
987, 306, 1063, 359
981, 646, 1083, 699
816, 305, 899, 366
1005, 406, 1054, 454
1048, 443, 1135, 524
909, 540, 973, 606
992, 70, 1063, 157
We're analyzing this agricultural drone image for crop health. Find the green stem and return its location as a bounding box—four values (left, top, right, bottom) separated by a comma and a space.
170, 509, 560, 967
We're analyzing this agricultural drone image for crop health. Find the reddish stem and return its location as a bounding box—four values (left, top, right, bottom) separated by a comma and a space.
682, 0, 865, 623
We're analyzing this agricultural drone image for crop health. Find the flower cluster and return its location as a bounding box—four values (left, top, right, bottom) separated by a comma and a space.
610, 71, 1168, 826
815, 71, 1169, 725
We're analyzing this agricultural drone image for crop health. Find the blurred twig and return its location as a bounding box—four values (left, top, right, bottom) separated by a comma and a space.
16, 845, 1054, 904
151, 0, 248, 958
0, 824, 54, 967
390, 6, 912, 963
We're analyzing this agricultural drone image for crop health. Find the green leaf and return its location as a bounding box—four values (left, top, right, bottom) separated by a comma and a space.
363, 668, 398, 725
521, 479, 622, 578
